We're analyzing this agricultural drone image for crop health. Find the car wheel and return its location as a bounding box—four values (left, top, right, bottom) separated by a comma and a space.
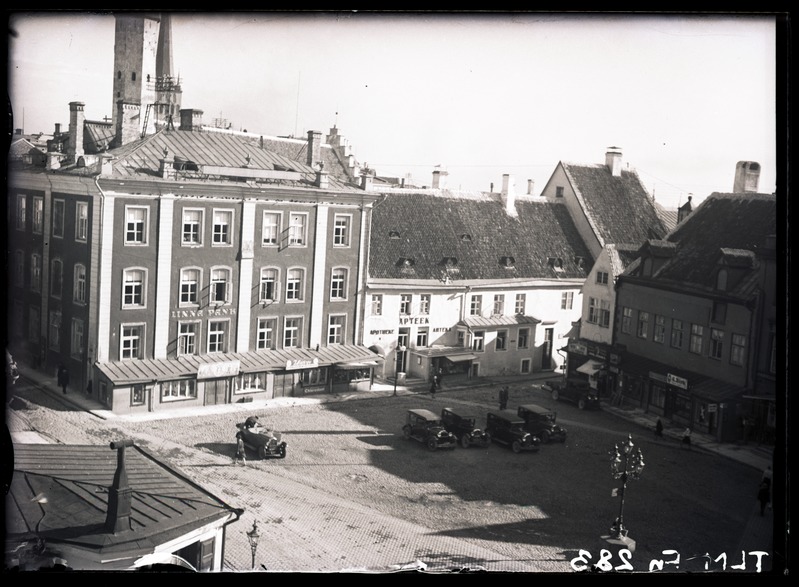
277, 444, 287, 459
541, 430, 551, 444
403, 425, 412, 439
578, 398, 586, 410
552, 389, 560, 401
259, 445, 268, 460
426, 437, 438, 451
460, 434, 471, 449
512, 440, 522, 454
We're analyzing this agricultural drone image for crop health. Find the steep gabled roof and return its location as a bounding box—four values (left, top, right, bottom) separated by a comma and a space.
606, 243, 642, 278
561, 162, 668, 246
369, 191, 593, 281
654, 201, 679, 232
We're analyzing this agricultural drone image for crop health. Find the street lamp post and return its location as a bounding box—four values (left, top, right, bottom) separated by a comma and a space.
246, 520, 261, 570
604, 434, 645, 552
392, 344, 406, 397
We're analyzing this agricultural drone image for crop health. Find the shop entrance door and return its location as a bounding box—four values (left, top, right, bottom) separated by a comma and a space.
204, 378, 229, 406
541, 328, 554, 369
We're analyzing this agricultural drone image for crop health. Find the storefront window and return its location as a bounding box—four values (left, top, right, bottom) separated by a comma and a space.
161, 380, 197, 401
649, 383, 667, 410
131, 384, 146, 406
236, 372, 266, 393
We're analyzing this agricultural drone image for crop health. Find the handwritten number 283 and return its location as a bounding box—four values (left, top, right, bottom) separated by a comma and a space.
570, 549, 634, 572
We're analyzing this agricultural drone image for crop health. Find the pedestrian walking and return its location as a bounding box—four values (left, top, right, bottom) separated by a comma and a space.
757, 480, 770, 516
430, 377, 437, 397
499, 386, 509, 411
233, 432, 246, 466
655, 418, 664, 438
436, 368, 444, 390
681, 427, 692, 449
57, 364, 69, 394
86, 380, 93, 396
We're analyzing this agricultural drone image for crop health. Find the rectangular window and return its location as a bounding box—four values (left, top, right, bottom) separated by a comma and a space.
515, 293, 526, 315
212, 209, 233, 245
637, 311, 649, 339
496, 330, 508, 351
182, 208, 203, 245
180, 268, 200, 305
730, 333, 747, 366
284, 317, 302, 348
457, 330, 465, 347
286, 268, 304, 301
561, 291, 574, 310
29, 307, 40, 343
131, 384, 146, 406
371, 294, 383, 316
555, 186, 564, 198
50, 259, 63, 298
257, 318, 277, 350
596, 271, 609, 285
671, 319, 684, 349
208, 321, 228, 353
259, 268, 279, 302
125, 206, 147, 244
416, 327, 429, 348
71, 319, 84, 358
710, 328, 724, 360
178, 322, 198, 356
288, 212, 307, 245
161, 380, 196, 401
472, 331, 485, 352
52, 199, 65, 238
588, 298, 610, 328
419, 294, 431, 315
33, 196, 44, 234
518, 328, 529, 349
621, 307, 633, 334
493, 294, 505, 316
328, 315, 346, 344
76, 201, 88, 241
16, 194, 27, 230
689, 324, 704, 354
121, 324, 144, 359
521, 359, 531, 374
400, 294, 412, 316
330, 268, 347, 300
14, 250, 25, 287
123, 269, 145, 307
31, 254, 42, 292
712, 301, 727, 324
653, 315, 666, 343
470, 294, 482, 316
333, 214, 351, 247
73, 264, 87, 303
262, 212, 281, 246
210, 268, 230, 304
49, 311, 61, 349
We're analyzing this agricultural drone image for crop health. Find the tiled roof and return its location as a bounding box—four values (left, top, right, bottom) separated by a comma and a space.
368, 191, 593, 281
606, 243, 641, 278
649, 193, 776, 289
655, 202, 679, 232
7, 444, 238, 554
562, 163, 668, 246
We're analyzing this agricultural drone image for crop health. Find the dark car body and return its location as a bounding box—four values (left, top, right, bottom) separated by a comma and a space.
545, 379, 601, 410
484, 410, 541, 453
402, 409, 458, 451
236, 419, 287, 459
517, 404, 568, 444
441, 407, 491, 448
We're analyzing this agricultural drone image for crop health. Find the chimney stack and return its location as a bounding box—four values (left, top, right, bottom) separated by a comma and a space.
67, 101, 86, 162
527, 179, 535, 195
432, 170, 441, 189
105, 439, 135, 534
54, 123, 61, 135
733, 161, 761, 193
307, 130, 323, 167
501, 174, 517, 216
315, 162, 329, 189
115, 101, 142, 148
179, 108, 204, 131
605, 146, 623, 177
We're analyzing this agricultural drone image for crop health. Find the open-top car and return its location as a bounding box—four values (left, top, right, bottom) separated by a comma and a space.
441, 407, 491, 448
484, 410, 541, 453
402, 409, 458, 451
517, 404, 568, 444
544, 379, 600, 410
236, 415, 287, 459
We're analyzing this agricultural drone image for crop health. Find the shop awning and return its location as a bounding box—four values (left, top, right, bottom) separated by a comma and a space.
368, 345, 387, 357
336, 360, 381, 369
445, 354, 477, 362
576, 361, 603, 375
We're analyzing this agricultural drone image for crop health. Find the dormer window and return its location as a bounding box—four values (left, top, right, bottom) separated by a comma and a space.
389, 230, 401, 239
460, 234, 472, 242
500, 256, 515, 269
548, 257, 564, 272
441, 257, 458, 268
574, 256, 585, 270
642, 257, 653, 277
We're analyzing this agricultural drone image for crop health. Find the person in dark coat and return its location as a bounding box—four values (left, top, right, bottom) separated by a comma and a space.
499, 386, 509, 410
757, 480, 770, 516
430, 378, 437, 397
655, 418, 664, 438
57, 364, 69, 394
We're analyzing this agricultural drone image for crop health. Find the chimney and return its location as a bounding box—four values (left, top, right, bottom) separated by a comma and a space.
47, 152, 64, 170
54, 123, 61, 135
327, 125, 341, 148
105, 439, 135, 534
99, 153, 114, 176
179, 108, 204, 131
733, 161, 761, 193
361, 170, 374, 191
677, 195, 693, 224
527, 179, 535, 195
501, 174, 517, 216
115, 101, 142, 148
67, 101, 86, 162
307, 130, 323, 167
432, 170, 441, 189
315, 162, 329, 189
605, 146, 623, 177
159, 146, 176, 179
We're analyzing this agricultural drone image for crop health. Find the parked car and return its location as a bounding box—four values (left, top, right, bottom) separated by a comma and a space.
441, 407, 491, 448
544, 379, 601, 410
484, 410, 541, 453
402, 409, 458, 451
517, 404, 568, 444
236, 416, 287, 459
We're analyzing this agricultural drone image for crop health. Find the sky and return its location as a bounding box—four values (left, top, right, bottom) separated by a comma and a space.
7, 11, 780, 210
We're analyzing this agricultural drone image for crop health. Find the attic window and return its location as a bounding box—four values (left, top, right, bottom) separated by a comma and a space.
460, 234, 472, 242
174, 158, 199, 172
389, 230, 401, 239
397, 257, 416, 268
556, 186, 564, 198
441, 257, 458, 268
548, 257, 564, 272
500, 256, 515, 269
574, 256, 585, 270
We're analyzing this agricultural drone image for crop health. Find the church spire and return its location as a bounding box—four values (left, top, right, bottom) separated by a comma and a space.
156, 13, 174, 80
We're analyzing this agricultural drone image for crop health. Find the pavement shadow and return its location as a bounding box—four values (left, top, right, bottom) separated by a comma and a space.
196, 441, 237, 459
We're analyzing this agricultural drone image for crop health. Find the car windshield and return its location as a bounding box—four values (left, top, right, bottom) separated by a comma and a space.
510, 424, 524, 433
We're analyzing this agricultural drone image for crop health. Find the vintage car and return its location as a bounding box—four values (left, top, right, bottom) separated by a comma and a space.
402, 408, 458, 451
517, 404, 568, 444
484, 410, 541, 453
236, 416, 287, 459
544, 379, 601, 410
441, 407, 491, 448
